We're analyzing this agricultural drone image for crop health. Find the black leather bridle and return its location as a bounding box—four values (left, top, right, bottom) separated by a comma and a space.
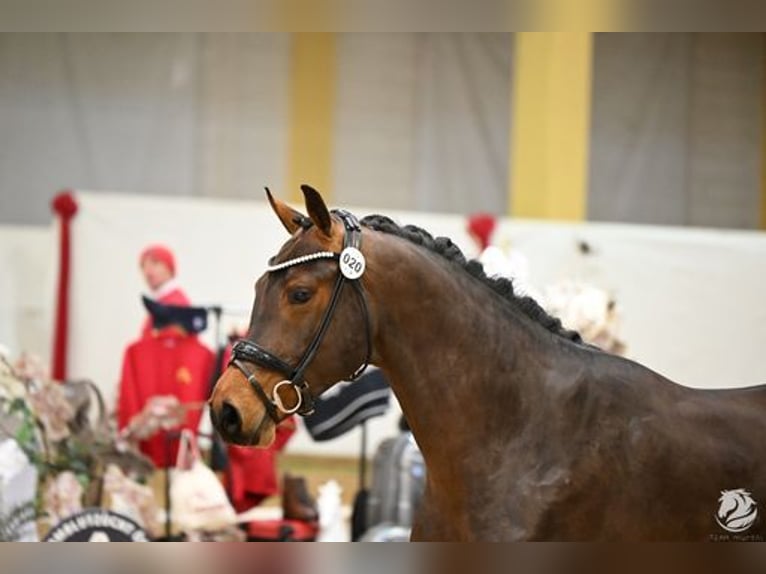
229, 209, 372, 423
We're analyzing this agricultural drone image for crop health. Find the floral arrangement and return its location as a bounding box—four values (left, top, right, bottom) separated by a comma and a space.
541, 280, 626, 355
119, 395, 188, 441
42, 471, 84, 523
103, 464, 162, 536
1, 353, 99, 507
0, 348, 159, 537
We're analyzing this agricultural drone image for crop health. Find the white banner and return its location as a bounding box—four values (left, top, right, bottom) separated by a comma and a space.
9, 190, 766, 456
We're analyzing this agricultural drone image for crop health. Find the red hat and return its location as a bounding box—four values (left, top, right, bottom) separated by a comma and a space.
140, 244, 176, 276
467, 213, 496, 250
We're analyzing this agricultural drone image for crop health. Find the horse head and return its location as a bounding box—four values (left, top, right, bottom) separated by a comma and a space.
209, 186, 375, 446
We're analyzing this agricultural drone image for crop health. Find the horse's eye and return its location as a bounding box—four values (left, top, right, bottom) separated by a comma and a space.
288, 288, 313, 305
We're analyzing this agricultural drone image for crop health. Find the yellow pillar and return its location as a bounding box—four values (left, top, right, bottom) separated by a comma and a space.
761, 33, 766, 229
286, 33, 336, 203
509, 33, 593, 220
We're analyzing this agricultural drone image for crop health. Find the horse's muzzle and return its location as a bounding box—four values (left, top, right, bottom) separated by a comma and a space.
210, 400, 251, 445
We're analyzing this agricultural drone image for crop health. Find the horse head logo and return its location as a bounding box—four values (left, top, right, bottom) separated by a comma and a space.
716, 489, 758, 533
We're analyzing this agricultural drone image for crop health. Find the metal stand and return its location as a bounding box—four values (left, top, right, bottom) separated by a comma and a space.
359, 421, 368, 491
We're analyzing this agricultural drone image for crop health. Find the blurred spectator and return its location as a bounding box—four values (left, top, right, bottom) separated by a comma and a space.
139, 244, 190, 338
117, 246, 213, 467
116, 328, 213, 467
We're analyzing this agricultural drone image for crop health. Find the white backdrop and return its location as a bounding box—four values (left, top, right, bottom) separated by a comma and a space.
11, 190, 766, 456
0, 225, 54, 360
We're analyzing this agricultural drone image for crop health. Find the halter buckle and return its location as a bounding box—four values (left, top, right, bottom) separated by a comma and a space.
272, 380, 304, 415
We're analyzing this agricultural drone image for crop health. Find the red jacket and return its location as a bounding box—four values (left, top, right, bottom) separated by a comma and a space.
226, 422, 296, 509
117, 330, 214, 467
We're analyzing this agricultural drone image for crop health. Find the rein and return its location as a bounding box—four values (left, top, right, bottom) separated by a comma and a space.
229, 209, 372, 423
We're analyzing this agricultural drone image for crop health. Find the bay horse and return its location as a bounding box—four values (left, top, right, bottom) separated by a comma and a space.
209, 186, 766, 541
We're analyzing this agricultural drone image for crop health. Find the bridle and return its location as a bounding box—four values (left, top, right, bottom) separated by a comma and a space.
229, 209, 372, 423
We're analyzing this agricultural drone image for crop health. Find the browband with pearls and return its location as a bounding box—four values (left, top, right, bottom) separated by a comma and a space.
266, 251, 338, 273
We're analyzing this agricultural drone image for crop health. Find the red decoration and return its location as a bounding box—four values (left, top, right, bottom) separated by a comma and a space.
220, 344, 296, 512
51, 191, 79, 381
467, 213, 497, 251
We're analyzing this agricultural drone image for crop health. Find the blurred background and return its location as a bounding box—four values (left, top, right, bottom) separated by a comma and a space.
0, 33, 765, 541
1, 32, 763, 226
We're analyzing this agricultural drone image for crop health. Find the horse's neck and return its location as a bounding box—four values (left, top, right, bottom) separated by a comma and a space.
366, 236, 566, 485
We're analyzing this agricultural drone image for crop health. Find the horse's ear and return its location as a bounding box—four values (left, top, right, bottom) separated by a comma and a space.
301, 184, 332, 237
266, 187, 303, 235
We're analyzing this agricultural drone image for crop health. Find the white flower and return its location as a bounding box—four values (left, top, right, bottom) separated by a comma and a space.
0, 372, 28, 403
43, 471, 83, 522
103, 464, 161, 537
13, 352, 50, 383
123, 395, 186, 440
542, 281, 626, 355
27, 382, 75, 442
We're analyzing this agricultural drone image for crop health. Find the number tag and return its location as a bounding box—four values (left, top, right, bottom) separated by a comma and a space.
339, 247, 366, 280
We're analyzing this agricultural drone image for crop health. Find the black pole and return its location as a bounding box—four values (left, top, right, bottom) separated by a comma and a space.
164, 431, 172, 539
351, 421, 370, 541
205, 304, 231, 490
359, 421, 367, 490
210, 306, 222, 353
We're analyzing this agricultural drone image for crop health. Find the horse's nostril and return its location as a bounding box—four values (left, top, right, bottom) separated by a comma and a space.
220, 401, 242, 436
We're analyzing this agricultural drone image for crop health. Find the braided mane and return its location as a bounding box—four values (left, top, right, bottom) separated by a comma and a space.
360, 214, 582, 343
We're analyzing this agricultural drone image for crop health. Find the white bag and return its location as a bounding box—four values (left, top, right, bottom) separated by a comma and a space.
0, 439, 38, 541
169, 430, 236, 533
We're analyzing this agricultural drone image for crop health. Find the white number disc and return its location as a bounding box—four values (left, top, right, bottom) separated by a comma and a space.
339, 247, 366, 280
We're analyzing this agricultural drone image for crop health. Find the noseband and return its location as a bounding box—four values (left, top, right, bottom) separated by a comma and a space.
229, 209, 372, 423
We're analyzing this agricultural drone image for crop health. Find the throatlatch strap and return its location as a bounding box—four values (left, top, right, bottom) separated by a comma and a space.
349, 280, 372, 380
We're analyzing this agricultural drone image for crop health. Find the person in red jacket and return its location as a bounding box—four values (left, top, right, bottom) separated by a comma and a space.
139, 244, 190, 338
117, 244, 212, 467
117, 331, 214, 467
